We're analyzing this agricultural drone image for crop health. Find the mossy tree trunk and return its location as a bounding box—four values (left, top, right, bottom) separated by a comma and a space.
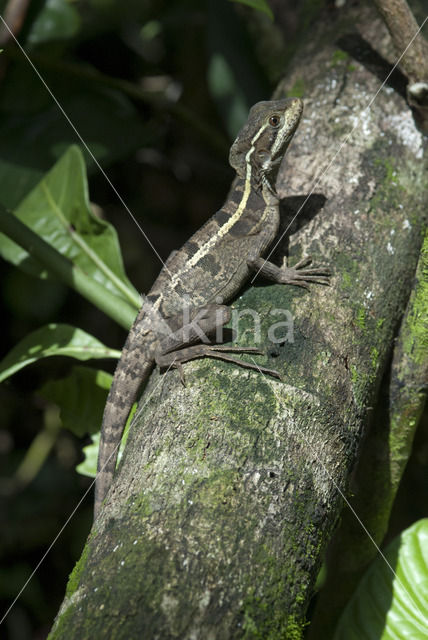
50, 3, 426, 639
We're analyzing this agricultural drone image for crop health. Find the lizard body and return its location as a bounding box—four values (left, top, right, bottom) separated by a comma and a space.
94, 98, 329, 518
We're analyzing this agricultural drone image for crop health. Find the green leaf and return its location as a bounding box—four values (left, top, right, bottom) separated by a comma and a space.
0, 145, 140, 308
40, 367, 112, 437
0, 207, 137, 329
334, 519, 428, 639
76, 405, 135, 478
0, 324, 120, 383
26, 0, 81, 45
76, 432, 100, 478
228, 0, 273, 20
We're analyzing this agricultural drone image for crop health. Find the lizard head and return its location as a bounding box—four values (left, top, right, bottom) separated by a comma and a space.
229, 97, 303, 194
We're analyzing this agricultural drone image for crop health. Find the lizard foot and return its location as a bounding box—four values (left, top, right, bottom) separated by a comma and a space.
248, 255, 331, 289
275, 255, 331, 289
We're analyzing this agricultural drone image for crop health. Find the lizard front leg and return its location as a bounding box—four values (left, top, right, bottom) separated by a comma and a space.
247, 254, 330, 289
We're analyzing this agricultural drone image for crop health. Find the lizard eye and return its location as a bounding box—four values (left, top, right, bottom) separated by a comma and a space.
269, 115, 280, 127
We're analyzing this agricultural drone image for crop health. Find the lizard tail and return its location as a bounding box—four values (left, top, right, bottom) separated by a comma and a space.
94, 311, 154, 519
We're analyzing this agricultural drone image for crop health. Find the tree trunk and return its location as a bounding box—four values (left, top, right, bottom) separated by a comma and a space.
49, 3, 427, 638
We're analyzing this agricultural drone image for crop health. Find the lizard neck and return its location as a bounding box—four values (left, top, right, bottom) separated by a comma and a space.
225, 175, 279, 220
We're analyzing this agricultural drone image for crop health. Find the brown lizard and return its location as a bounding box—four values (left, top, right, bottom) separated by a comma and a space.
94, 97, 329, 518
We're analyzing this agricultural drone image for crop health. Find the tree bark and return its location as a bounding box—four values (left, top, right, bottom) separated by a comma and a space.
50, 3, 427, 639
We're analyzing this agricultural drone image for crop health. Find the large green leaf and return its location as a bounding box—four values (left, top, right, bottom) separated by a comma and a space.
0, 145, 140, 307
40, 366, 112, 438
334, 519, 428, 639
0, 207, 137, 329
0, 324, 120, 383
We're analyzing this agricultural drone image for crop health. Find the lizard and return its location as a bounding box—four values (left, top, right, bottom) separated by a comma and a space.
94, 97, 329, 519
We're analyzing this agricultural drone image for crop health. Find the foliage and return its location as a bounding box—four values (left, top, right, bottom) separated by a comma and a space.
334, 519, 428, 639
0, 146, 138, 304
40, 367, 113, 438
0, 0, 426, 638
0, 324, 119, 383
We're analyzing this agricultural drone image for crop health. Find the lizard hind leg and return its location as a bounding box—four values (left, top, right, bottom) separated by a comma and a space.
155, 302, 282, 382
156, 344, 282, 384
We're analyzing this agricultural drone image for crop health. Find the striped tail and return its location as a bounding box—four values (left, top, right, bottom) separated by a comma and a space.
94, 307, 154, 519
